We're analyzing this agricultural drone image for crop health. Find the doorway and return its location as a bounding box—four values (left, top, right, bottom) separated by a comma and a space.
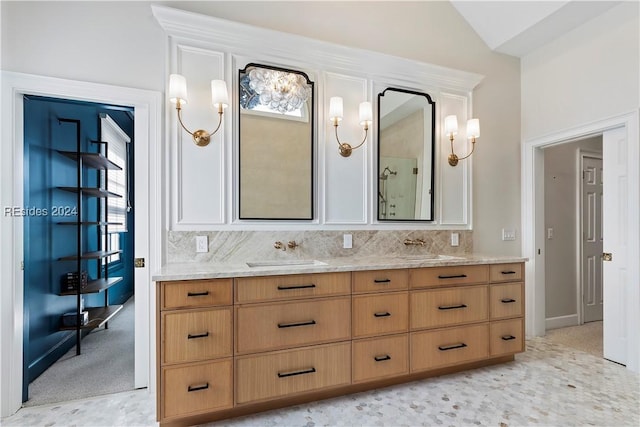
22, 96, 135, 404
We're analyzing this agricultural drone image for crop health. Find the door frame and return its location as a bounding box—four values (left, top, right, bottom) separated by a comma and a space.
1, 71, 163, 417
577, 151, 603, 325
521, 110, 639, 372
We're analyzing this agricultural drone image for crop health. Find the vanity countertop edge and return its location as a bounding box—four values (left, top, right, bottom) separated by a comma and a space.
152, 254, 528, 282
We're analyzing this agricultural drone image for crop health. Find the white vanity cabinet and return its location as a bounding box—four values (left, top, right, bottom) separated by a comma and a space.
155, 261, 525, 426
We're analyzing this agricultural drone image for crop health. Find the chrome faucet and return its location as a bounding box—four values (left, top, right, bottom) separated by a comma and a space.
404, 238, 426, 246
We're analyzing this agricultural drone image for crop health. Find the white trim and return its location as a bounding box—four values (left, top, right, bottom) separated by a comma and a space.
545, 314, 579, 330
0, 71, 163, 416
522, 109, 640, 373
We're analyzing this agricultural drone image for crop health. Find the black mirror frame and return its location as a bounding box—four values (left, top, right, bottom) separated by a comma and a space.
377, 87, 436, 222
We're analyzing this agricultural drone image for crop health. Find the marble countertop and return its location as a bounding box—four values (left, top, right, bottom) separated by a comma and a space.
152, 254, 527, 281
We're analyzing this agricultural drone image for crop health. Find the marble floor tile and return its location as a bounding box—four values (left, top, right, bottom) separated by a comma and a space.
2, 337, 638, 427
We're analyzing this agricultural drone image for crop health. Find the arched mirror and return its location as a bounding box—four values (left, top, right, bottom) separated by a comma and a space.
377, 88, 435, 221
238, 63, 314, 220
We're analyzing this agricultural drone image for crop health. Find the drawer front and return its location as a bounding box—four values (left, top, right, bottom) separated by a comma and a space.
352, 292, 408, 338
161, 279, 232, 310
352, 334, 408, 383
162, 308, 232, 364
490, 318, 525, 356
490, 263, 523, 283
490, 283, 524, 319
352, 269, 409, 293
235, 342, 351, 404
235, 297, 351, 354
410, 324, 489, 372
410, 286, 488, 330
409, 265, 489, 289
162, 358, 233, 419
235, 272, 350, 304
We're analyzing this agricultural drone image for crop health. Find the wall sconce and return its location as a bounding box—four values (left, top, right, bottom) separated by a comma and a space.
169, 74, 229, 147
444, 115, 480, 166
329, 96, 372, 157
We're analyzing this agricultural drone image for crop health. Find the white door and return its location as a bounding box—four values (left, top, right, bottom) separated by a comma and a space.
581, 155, 603, 323
602, 127, 627, 365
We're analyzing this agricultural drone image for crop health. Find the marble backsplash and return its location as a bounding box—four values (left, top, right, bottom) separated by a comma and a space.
166, 230, 472, 264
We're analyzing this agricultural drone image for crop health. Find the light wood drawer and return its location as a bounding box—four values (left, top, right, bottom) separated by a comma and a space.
162, 307, 232, 365
490, 282, 524, 319
235, 342, 351, 404
352, 269, 409, 293
490, 318, 524, 356
409, 265, 489, 289
352, 292, 408, 338
490, 263, 523, 283
235, 297, 351, 354
235, 272, 350, 304
161, 279, 232, 310
352, 334, 408, 383
410, 324, 489, 372
410, 286, 488, 330
161, 358, 233, 419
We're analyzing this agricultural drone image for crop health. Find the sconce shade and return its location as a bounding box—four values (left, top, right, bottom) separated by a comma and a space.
444, 115, 458, 136
329, 96, 343, 121
211, 80, 229, 108
169, 74, 188, 104
359, 101, 373, 125
467, 118, 480, 139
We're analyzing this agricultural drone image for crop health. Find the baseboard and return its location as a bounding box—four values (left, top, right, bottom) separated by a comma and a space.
546, 314, 579, 330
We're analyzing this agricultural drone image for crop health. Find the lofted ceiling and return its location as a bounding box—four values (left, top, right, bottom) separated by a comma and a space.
450, 1, 622, 57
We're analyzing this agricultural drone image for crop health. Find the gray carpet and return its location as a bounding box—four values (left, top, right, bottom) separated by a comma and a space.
24, 296, 135, 407
545, 320, 603, 358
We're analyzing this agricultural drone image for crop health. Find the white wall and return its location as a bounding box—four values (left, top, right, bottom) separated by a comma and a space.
1, 1, 522, 255
522, 2, 639, 139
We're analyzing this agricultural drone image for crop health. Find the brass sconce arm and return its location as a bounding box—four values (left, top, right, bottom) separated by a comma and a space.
333, 118, 369, 158
444, 115, 480, 167
175, 101, 224, 147
448, 134, 476, 167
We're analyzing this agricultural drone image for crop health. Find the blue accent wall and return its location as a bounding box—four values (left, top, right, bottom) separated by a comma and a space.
23, 96, 134, 401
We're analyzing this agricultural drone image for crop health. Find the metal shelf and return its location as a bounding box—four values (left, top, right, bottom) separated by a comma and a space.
59, 305, 123, 331
59, 277, 123, 296
57, 151, 122, 170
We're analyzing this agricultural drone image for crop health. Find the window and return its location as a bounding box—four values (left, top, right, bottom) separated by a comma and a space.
99, 114, 130, 234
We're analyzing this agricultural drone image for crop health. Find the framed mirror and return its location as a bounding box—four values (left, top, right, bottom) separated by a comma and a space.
238, 63, 314, 220
377, 88, 435, 221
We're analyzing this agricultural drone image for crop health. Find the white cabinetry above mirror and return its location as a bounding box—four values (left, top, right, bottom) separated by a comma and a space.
152, 5, 483, 231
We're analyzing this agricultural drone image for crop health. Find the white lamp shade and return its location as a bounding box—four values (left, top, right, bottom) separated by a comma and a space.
444, 115, 458, 136
211, 80, 229, 108
329, 96, 343, 121
467, 118, 480, 139
169, 74, 188, 104
359, 101, 373, 125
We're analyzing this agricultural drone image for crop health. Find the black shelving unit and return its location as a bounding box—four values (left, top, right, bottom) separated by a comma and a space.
56, 118, 124, 355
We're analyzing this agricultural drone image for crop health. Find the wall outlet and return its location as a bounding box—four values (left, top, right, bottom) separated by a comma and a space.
502, 229, 516, 241
451, 232, 459, 247
343, 234, 353, 249
547, 227, 554, 239
196, 235, 208, 253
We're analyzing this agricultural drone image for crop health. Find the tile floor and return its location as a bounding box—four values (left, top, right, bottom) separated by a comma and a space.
2, 337, 638, 427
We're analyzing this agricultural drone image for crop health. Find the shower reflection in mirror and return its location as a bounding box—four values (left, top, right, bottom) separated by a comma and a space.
377, 88, 435, 221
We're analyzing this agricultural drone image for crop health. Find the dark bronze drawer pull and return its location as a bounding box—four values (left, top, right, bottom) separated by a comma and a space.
277, 367, 316, 378
187, 291, 210, 297
187, 383, 209, 392
438, 343, 467, 351
438, 304, 467, 310
437, 274, 467, 279
277, 320, 316, 328
501, 270, 517, 275
277, 284, 316, 290
374, 355, 391, 362
373, 279, 391, 283
502, 335, 516, 341
374, 312, 391, 318
501, 298, 516, 303
187, 332, 210, 339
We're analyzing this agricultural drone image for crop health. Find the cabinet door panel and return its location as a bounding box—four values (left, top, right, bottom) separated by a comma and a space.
411, 324, 489, 372
352, 292, 408, 338
235, 272, 350, 303
352, 334, 408, 383
409, 265, 489, 289
490, 283, 524, 320
411, 286, 488, 329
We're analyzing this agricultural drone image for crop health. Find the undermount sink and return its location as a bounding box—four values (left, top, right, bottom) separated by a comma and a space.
394, 254, 464, 261
246, 259, 328, 268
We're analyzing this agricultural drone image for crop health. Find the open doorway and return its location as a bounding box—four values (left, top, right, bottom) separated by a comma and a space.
21, 96, 135, 405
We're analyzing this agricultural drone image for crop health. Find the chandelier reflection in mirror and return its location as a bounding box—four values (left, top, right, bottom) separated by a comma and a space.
240, 65, 312, 117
